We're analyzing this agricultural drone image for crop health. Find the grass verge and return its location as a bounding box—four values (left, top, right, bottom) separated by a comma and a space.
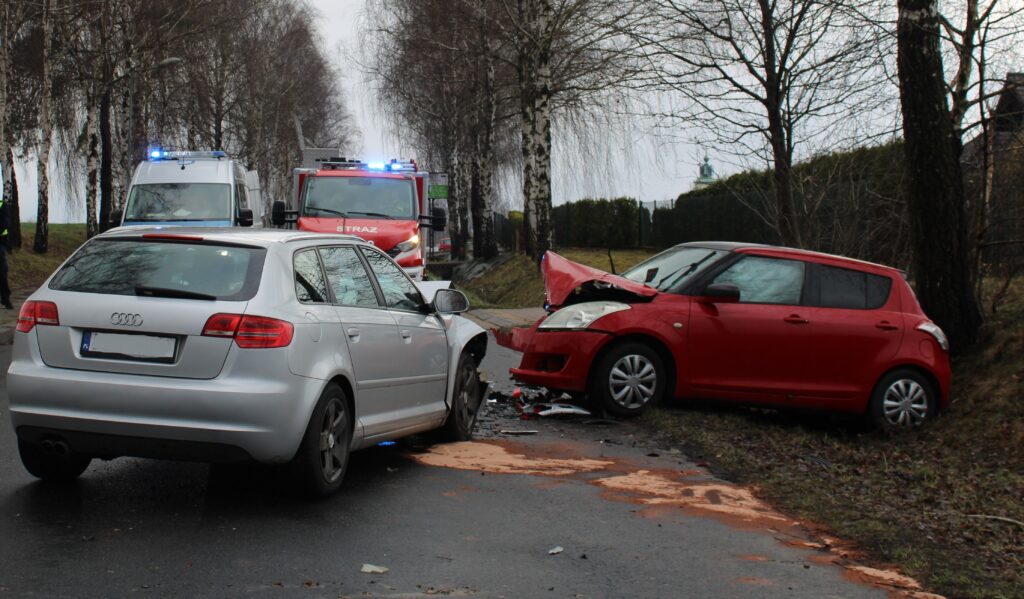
643, 281, 1024, 598
456, 247, 657, 308
8, 223, 87, 290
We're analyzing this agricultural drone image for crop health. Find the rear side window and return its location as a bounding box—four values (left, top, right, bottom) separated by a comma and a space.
710, 255, 805, 305
49, 239, 265, 300
294, 249, 329, 303
812, 264, 892, 309
318, 246, 379, 308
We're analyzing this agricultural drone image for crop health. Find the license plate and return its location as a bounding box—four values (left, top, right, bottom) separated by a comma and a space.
81, 331, 177, 362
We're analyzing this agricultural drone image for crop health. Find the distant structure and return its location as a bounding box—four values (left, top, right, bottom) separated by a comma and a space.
693, 155, 717, 190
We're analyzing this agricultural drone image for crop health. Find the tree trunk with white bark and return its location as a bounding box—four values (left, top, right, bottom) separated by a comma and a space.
33, 0, 53, 254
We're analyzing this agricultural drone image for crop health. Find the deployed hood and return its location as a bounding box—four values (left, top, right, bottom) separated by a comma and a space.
542, 251, 658, 309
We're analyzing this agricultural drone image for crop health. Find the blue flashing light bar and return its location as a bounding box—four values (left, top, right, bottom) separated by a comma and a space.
149, 149, 164, 159
367, 162, 386, 171
148, 150, 228, 161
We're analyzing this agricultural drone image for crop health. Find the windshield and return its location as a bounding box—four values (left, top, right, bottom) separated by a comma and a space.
49, 239, 265, 301
124, 183, 232, 222
303, 176, 416, 220
621, 247, 722, 291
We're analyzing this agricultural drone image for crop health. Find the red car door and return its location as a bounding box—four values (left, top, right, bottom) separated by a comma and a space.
685, 255, 811, 404
798, 263, 905, 408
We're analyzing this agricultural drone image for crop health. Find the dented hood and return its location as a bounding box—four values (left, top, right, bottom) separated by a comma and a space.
542, 251, 658, 308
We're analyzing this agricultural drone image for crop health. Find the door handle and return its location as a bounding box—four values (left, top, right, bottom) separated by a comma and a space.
346, 327, 360, 341
783, 315, 809, 324
875, 321, 899, 331
400, 329, 412, 344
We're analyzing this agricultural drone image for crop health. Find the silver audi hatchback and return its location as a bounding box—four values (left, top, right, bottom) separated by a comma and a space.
7, 228, 488, 497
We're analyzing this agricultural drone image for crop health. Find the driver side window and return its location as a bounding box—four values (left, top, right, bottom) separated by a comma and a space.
360, 248, 423, 311
711, 255, 805, 305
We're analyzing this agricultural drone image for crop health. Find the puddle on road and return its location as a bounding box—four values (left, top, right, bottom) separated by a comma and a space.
410, 440, 943, 599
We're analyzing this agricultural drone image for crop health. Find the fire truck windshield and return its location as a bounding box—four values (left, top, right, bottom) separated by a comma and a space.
303, 176, 416, 220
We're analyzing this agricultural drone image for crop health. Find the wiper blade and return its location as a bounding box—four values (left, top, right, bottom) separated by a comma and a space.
304, 206, 349, 218
344, 211, 394, 220
135, 285, 217, 301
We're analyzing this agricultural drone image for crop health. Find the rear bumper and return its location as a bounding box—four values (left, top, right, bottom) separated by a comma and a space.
7, 333, 322, 463
510, 329, 612, 392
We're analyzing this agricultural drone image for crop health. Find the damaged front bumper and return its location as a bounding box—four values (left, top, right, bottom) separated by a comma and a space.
500, 325, 612, 392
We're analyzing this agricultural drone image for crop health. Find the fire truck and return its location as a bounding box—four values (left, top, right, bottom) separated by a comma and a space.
271, 155, 443, 280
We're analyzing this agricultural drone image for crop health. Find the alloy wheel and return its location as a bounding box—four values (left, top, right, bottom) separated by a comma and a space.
319, 398, 348, 483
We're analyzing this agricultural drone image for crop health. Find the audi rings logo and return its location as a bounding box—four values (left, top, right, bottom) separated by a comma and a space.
110, 312, 144, 326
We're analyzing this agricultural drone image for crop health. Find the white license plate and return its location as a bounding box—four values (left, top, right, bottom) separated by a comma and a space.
81, 331, 177, 361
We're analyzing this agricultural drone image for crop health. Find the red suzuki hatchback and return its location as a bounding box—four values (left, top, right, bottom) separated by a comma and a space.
499, 243, 951, 431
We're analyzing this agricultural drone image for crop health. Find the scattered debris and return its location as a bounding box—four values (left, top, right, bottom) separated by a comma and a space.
518, 402, 592, 418
500, 429, 539, 435
360, 564, 389, 574
548, 546, 564, 555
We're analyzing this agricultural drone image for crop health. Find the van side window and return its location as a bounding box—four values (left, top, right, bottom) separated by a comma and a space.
234, 178, 249, 211
812, 264, 892, 310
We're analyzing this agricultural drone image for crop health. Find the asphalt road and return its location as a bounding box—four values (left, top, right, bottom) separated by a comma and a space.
0, 339, 892, 599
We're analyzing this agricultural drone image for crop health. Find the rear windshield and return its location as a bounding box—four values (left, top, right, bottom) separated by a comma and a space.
124, 183, 232, 222
49, 239, 266, 301
303, 176, 416, 220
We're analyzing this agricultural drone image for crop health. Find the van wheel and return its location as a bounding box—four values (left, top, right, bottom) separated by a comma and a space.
439, 353, 482, 442
18, 440, 91, 482
869, 369, 936, 432
590, 342, 665, 417
292, 383, 351, 498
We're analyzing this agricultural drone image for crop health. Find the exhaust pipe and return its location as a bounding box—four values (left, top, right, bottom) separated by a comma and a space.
39, 438, 71, 456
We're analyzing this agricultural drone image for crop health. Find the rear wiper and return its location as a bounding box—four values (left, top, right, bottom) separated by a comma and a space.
344, 211, 394, 220
135, 285, 217, 301
304, 206, 349, 218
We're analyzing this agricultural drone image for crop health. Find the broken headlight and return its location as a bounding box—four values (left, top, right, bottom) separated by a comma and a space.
538, 301, 630, 330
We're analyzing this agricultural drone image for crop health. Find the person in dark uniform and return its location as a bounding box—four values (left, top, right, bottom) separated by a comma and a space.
0, 195, 12, 309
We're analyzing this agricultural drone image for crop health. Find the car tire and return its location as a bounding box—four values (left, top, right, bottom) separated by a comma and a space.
18, 440, 91, 482
590, 342, 665, 417
438, 353, 483, 442
291, 383, 352, 499
869, 369, 937, 432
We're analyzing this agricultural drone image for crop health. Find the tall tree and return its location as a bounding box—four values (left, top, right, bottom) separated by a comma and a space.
33, 0, 54, 253
897, 0, 982, 351
632, 0, 889, 248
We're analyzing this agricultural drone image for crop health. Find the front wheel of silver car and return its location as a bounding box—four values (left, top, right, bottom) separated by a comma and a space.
438, 353, 482, 442
292, 383, 351, 499
869, 369, 937, 433
590, 342, 665, 417
18, 440, 91, 482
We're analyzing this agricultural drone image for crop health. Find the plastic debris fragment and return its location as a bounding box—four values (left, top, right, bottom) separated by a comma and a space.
361, 564, 389, 574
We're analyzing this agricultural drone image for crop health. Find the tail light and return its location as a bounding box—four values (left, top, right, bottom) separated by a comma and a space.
16, 301, 60, 333
202, 313, 293, 348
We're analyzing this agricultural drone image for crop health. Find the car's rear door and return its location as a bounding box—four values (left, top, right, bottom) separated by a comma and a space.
799, 262, 904, 404
316, 245, 405, 438
359, 247, 449, 430
685, 254, 811, 403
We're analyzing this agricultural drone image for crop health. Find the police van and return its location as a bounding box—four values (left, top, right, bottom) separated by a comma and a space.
111, 150, 263, 228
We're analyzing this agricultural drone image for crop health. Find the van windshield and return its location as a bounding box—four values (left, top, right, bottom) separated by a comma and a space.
303, 176, 415, 220
124, 183, 232, 222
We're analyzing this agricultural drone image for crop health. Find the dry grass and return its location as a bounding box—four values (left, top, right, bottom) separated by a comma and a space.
456, 247, 657, 308
8, 224, 88, 291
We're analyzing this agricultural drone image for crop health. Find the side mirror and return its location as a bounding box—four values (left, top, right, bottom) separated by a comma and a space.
420, 214, 446, 229
432, 288, 470, 314
237, 208, 254, 227
699, 282, 740, 303
271, 201, 287, 226
109, 209, 123, 228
